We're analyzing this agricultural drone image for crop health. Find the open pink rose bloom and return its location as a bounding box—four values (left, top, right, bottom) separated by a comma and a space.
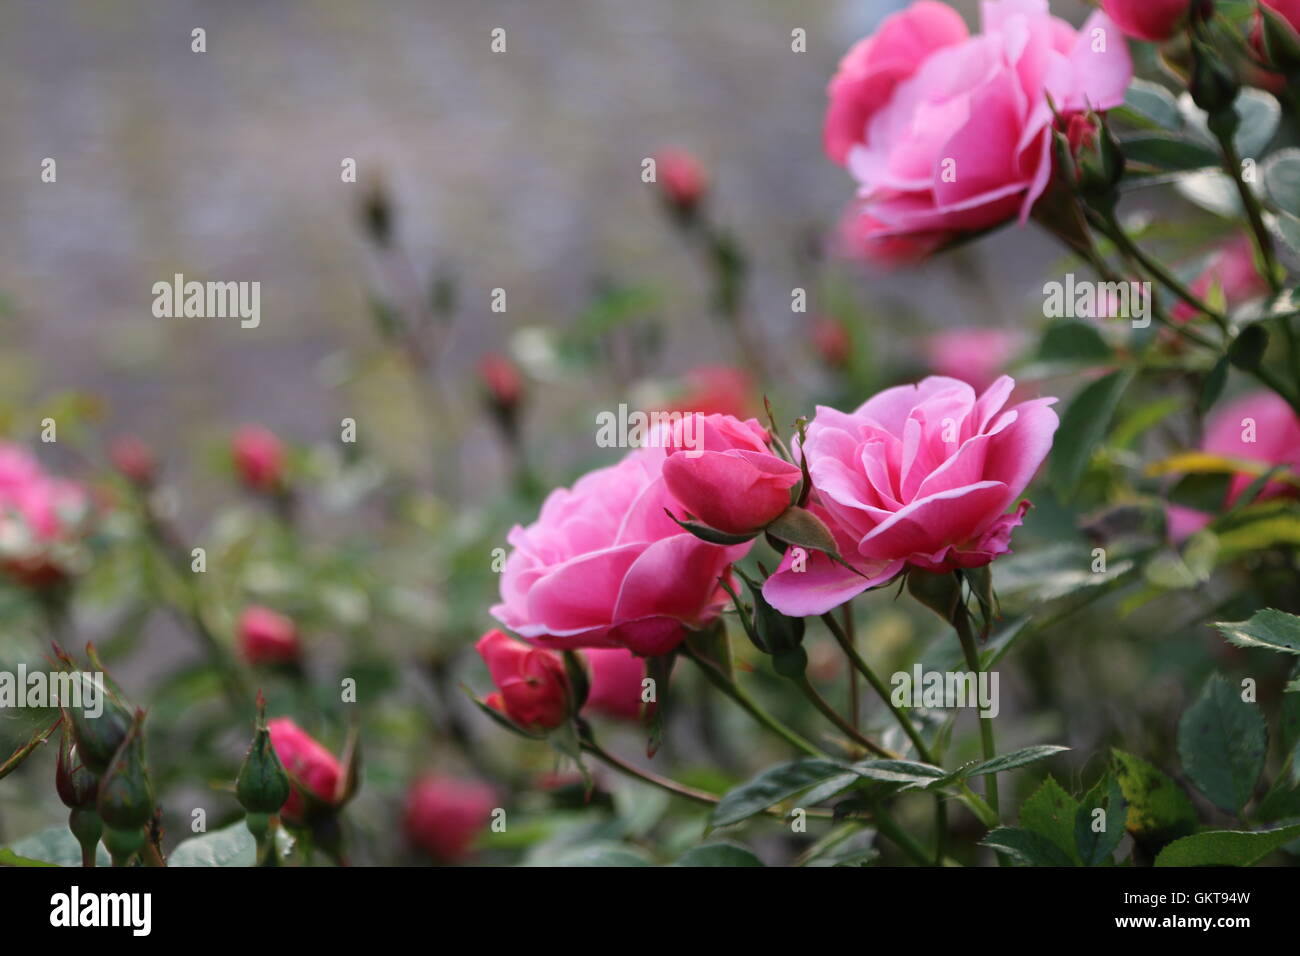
764, 375, 1058, 617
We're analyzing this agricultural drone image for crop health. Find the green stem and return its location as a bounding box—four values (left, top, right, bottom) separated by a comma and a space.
869, 804, 933, 866
953, 605, 999, 819
682, 644, 823, 758
793, 674, 898, 759
821, 612, 935, 763
1215, 134, 1282, 295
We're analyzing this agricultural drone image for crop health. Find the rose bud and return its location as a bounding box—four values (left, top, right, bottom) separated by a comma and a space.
811, 317, 851, 369
582, 647, 652, 722
109, 436, 156, 486
267, 717, 343, 822
56, 717, 99, 810
96, 710, 155, 866
237, 704, 292, 818
1256, 2, 1300, 73
478, 353, 525, 444
662, 414, 802, 536
232, 425, 287, 492
653, 148, 708, 218
659, 365, 757, 419
403, 774, 497, 864
67, 690, 133, 776
475, 629, 570, 731
237, 606, 302, 666
1101, 0, 1191, 42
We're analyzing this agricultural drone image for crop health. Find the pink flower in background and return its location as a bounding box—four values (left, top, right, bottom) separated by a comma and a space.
476, 628, 570, 731
478, 353, 523, 411
109, 436, 156, 486
660, 365, 756, 420
811, 316, 852, 368
825, 0, 1132, 255
1165, 391, 1300, 542
492, 445, 748, 656
662, 414, 801, 535
404, 775, 497, 863
1101, 0, 1190, 42
268, 718, 342, 821
923, 328, 1022, 393
764, 375, 1058, 617
232, 425, 287, 492
1262, 0, 1300, 34
584, 647, 651, 722
1171, 236, 1270, 323
238, 606, 302, 665
0, 444, 90, 589
653, 148, 708, 215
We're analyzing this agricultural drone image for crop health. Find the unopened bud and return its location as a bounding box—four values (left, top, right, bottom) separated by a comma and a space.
96, 710, 155, 832
67, 692, 132, 776
237, 696, 291, 816
1189, 37, 1240, 134
56, 717, 99, 809
1258, 4, 1300, 74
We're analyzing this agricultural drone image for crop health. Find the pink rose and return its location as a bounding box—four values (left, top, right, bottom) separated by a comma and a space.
584, 647, 651, 722
764, 375, 1058, 617
825, 0, 1132, 253
1101, 0, 1191, 42
491, 445, 748, 656
1171, 236, 1270, 324
1165, 390, 1300, 542
109, 436, 156, 486
833, 202, 949, 268
232, 425, 287, 492
267, 718, 342, 821
237, 606, 302, 666
923, 328, 1023, 393
403, 774, 497, 863
653, 148, 708, 215
662, 414, 801, 535
0, 444, 90, 588
476, 628, 570, 731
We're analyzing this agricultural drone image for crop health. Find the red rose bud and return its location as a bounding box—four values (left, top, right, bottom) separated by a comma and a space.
403, 774, 497, 863
582, 647, 652, 722
267, 717, 343, 822
662, 414, 801, 535
654, 148, 708, 218
109, 436, 156, 486
232, 425, 287, 492
237, 606, 302, 666
1101, 0, 1191, 42
475, 629, 570, 731
478, 353, 523, 410
659, 365, 757, 419
811, 317, 851, 369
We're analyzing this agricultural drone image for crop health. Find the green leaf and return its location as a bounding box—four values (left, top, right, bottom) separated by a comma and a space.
942, 745, 1070, 787
1112, 749, 1197, 851
3, 827, 110, 867
850, 758, 948, 789
168, 822, 259, 867
765, 505, 839, 556
1154, 823, 1300, 867
710, 759, 850, 828
1216, 608, 1300, 655
1177, 673, 1267, 814
1037, 321, 1113, 363
979, 827, 1075, 867
672, 843, 765, 867
1200, 356, 1229, 413
1074, 773, 1127, 866
0, 848, 59, 867
1122, 133, 1220, 172
1118, 80, 1181, 131
1263, 148, 1300, 218
548, 841, 653, 867
1176, 170, 1242, 218
1020, 776, 1081, 864
1050, 368, 1134, 499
